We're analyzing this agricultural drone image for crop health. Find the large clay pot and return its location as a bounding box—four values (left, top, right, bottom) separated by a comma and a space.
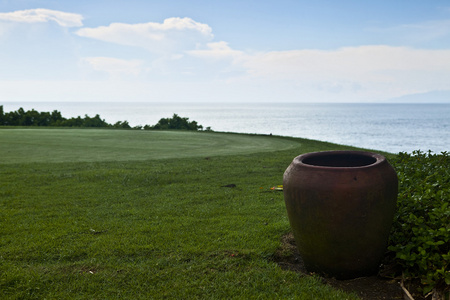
283, 151, 397, 279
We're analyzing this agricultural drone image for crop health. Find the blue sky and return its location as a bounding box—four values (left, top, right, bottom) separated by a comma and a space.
1, 0, 450, 103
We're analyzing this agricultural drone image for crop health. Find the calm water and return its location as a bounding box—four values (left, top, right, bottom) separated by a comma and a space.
2, 102, 449, 154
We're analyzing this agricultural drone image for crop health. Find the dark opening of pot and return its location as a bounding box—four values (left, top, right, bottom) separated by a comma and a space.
302, 153, 377, 167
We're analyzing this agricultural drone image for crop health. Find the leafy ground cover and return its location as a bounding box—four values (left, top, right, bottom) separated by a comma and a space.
388, 151, 449, 298
1, 129, 362, 299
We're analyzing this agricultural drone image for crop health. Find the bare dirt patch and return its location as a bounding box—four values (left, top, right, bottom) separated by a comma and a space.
272, 232, 429, 300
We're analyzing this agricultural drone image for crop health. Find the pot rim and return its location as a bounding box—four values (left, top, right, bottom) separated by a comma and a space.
294, 150, 386, 170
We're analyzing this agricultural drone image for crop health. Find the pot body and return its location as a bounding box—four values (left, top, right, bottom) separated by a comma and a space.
283, 151, 398, 279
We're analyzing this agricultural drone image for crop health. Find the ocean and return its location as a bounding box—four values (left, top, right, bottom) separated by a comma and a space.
2, 102, 449, 154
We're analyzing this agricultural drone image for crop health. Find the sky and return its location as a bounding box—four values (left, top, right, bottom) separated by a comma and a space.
1, 0, 450, 103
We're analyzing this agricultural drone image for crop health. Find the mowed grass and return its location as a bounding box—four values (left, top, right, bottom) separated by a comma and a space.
0, 128, 365, 299
0, 128, 302, 163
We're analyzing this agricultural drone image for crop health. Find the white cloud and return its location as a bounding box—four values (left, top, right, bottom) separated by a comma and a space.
0, 8, 83, 27
76, 17, 213, 53
239, 45, 450, 99
244, 46, 450, 78
2, 8, 448, 103
188, 41, 245, 60
81, 57, 145, 77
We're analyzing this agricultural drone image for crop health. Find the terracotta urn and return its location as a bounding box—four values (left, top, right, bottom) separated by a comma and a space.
283, 151, 398, 279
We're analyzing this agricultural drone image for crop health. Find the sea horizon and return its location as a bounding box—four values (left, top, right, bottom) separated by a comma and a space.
2, 101, 449, 154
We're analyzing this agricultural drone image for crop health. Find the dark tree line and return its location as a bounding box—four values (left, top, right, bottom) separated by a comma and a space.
0, 106, 208, 131
144, 114, 203, 130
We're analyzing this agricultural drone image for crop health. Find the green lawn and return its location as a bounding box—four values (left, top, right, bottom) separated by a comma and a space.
0, 128, 302, 163
1, 128, 368, 299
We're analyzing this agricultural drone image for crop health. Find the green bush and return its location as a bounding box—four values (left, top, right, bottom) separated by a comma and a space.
0, 106, 110, 128
145, 113, 204, 130
0, 106, 208, 131
389, 151, 450, 295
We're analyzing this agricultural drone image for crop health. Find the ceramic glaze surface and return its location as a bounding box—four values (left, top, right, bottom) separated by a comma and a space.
283, 151, 398, 279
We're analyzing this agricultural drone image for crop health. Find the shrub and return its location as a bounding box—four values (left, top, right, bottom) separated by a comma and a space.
388, 151, 449, 295
147, 113, 204, 130
0, 106, 209, 131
